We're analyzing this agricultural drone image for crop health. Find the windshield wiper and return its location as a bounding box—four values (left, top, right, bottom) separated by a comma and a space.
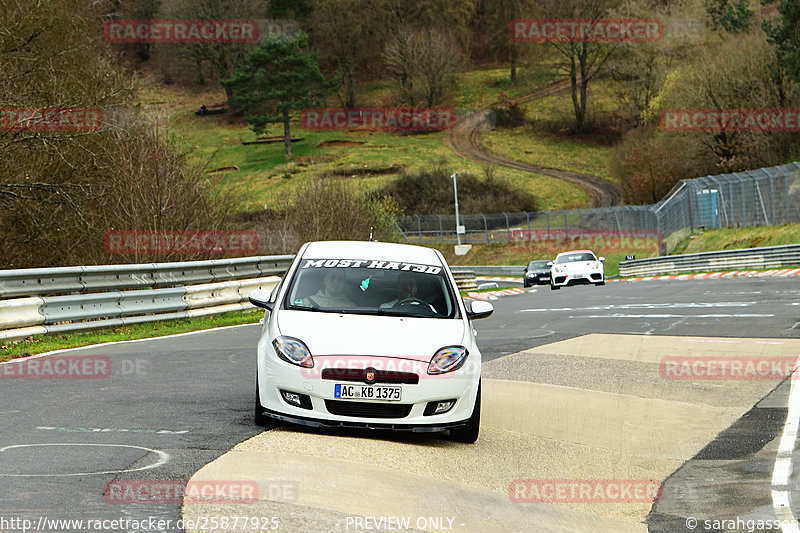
289, 301, 321, 311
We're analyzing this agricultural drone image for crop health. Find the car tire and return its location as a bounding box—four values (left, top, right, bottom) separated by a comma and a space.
523, 281, 530, 288
550, 284, 560, 290
255, 373, 271, 427
596, 281, 605, 286
449, 382, 481, 443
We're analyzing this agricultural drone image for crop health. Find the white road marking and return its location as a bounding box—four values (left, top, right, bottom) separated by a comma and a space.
572, 314, 774, 319
772, 353, 800, 532
36, 426, 189, 434
521, 302, 757, 313
0, 443, 169, 477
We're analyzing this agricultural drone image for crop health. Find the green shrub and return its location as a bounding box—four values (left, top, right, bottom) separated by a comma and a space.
378, 160, 537, 215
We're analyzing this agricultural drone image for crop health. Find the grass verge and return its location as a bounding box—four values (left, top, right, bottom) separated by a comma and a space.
0, 310, 262, 361
670, 225, 800, 255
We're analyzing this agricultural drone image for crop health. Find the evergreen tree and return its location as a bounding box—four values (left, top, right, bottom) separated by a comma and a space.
222, 32, 339, 157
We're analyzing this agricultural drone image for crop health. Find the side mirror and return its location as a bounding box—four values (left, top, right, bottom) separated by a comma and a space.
599, 257, 606, 262
467, 300, 493, 320
546, 261, 553, 267
249, 288, 274, 311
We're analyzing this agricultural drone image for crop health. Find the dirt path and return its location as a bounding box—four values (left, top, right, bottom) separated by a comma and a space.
445, 80, 625, 208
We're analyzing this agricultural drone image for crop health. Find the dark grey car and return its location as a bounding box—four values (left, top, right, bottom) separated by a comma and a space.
523, 260, 552, 287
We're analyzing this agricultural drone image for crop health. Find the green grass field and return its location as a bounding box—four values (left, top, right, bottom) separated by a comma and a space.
672, 225, 800, 255
482, 79, 620, 185
154, 68, 591, 212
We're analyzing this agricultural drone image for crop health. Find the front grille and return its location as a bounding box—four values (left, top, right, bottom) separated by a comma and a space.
325, 400, 412, 418
590, 273, 602, 280
554, 276, 566, 284
321, 367, 419, 384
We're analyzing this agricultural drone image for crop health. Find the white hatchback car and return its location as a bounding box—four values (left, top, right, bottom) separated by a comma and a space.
248, 241, 493, 443
550, 249, 605, 290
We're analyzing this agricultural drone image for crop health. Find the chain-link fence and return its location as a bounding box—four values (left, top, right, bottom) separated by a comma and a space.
395, 162, 800, 255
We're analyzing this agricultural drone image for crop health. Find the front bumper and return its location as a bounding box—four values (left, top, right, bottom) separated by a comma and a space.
551, 272, 604, 287
257, 406, 471, 432
525, 273, 551, 285
257, 354, 480, 430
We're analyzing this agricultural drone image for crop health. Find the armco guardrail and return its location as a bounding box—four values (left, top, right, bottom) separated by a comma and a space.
619, 244, 800, 277
0, 256, 294, 342
451, 265, 525, 277
0, 256, 293, 299
0, 255, 489, 342
451, 272, 478, 291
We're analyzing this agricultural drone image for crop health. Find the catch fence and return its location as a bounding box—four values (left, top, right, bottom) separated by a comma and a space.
395, 162, 800, 254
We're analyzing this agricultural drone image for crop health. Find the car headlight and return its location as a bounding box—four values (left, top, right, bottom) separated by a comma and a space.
428, 346, 469, 375
592, 263, 601, 270
272, 336, 313, 368
553, 267, 563, 274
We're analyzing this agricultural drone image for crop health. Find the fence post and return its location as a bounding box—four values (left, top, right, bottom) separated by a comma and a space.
437, 215, 443, 242
481, 214, 489, 243
526, 212, 531, 242
415, 215, 422, 241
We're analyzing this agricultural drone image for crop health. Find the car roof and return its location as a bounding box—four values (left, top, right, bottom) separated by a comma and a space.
555, 250, 596, 257
301, 240, 444, 264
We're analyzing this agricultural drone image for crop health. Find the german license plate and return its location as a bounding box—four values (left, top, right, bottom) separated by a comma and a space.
334, 384, 401, 401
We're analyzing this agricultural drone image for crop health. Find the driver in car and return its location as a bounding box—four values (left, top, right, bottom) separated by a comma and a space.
380, 273, 435, 311
307, 269, 356, 308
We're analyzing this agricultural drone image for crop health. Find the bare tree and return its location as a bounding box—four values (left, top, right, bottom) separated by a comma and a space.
527, 0, 620, 131
155, 0, 270, 93
661, 32, 798, 172
609, 0, 710, 126
385, 27, 463, 107
308, 0, 392, 108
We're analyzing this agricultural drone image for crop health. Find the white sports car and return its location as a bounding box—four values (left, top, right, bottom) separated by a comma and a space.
248, 241, 493, 443
550, 250, 605, 290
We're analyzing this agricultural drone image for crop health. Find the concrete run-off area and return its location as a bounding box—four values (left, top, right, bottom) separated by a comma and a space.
182, 334, 800, 532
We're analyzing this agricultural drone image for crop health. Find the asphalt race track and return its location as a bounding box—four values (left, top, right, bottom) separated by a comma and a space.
2, 277, 800, 532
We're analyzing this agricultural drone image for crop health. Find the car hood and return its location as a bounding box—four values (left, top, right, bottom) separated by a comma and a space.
276, 310, 467, 359
554, 261, 599, 271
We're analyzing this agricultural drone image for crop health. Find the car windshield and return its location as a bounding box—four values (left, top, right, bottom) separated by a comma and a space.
555, 253, 596, 264
528, 261, 550, 269
284, 258, 458, 318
